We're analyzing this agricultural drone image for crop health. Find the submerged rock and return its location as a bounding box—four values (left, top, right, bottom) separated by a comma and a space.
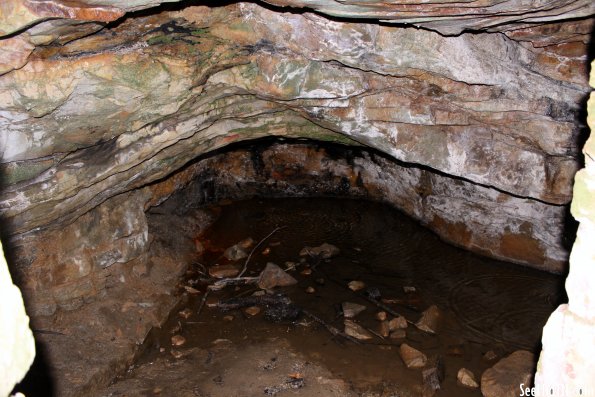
388, 316, 408, 331
399, 343, 427, 369
481, 350, 535, 397
415, 305, 441, 334
258, 263, 298, 290
224, 239, 254, 261
347, 280, 366, 291
344, 320, 374, 340
457, 368, 479, 389
299, 243, 340, 259
342, 302, 366, 318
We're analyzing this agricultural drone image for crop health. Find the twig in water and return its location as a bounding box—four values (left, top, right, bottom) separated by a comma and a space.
238, 226, 286, 278
301, 309, 361, 345
196, 289, 211, 318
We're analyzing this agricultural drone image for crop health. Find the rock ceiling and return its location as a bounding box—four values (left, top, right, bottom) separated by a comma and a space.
0, 0, 593, 272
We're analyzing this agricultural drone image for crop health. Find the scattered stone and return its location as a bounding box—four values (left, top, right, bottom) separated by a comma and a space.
184, 286, 201, 294
344, 320, 374, 340
258, 263, 298, 289
171, 335, 186, 347
481, 350, 535, 397
347, 280, 366, 291
415, 305, 441, 334
483, 350, 498, 361
244, 306, 261, 316
170, 349, 185, 359
223, 315, 234, 322
300, 268, 312, 276
305, 286, 316, 294
457, 368, 479, 389
376, 311, 387, 321
299, 243, 340, 259
390, 329, 407, 339
224, 243, 249, 261
388, 316, 408, 330
178, 308, 193, 319
159, 347, 165, 353
153, 386, 162, 394
209, 264, 240, 279
262, 247, 271, 255
342, 302, 366, 318
399, 343, 427, 369
379, 321, 390, 337
422, 356, 445, 397
403, 286, 416, 293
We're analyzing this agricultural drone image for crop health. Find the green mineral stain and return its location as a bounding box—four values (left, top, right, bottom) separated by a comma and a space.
147, 35, 175, 46
190, 28, 209, 36
1, 160, 56, 185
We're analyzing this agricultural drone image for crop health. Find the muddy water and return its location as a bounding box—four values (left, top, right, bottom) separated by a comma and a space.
114, 197, 565, 396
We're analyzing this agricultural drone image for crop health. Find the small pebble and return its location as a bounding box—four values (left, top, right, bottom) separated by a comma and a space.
301, 268, 312, 276
348, 280, 366, 291
171, 335, 186, 347
170, 350, 184, 359
184, 286, 201, 294
388, 316, 408, 330
262, 247, 271, 255
159, 347, 165, 353
376, 311, 387, 321
403, 286, 416, 293
223, 315, 234, 322
483, 350, 498, 361
244, 306, 261, 316
305, 286, 316, 294
178, 308, 193, 319
315, 278, 325, 285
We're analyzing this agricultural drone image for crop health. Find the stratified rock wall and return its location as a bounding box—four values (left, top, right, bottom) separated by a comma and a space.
0, 2, 592, 300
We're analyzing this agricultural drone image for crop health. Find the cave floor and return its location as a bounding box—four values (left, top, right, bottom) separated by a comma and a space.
103, 197, 565, 397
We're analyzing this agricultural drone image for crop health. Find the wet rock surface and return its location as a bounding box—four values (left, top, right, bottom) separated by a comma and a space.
481, 350, 536, 397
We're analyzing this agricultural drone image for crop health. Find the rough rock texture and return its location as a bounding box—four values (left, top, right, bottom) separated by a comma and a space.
481, 350, 536, 397
535, 61, 595, 397
0, 3, 591, 273
0, 1, 593, 395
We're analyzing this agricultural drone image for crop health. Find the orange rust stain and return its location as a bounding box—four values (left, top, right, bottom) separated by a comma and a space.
499, 232, 546, 265
429, 215, 472, 248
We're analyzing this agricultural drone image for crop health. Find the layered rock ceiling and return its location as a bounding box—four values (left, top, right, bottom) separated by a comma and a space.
0, 0, 593, 315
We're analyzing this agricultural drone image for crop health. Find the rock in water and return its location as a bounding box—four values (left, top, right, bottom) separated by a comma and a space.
347, 280, 366, 291
399, 343, 427, 369
388, 315, 408, 330
481, 350, 535, 397
415, 305, 441, 334
342, 302, 366, 318
223, 240, 251, 261
209, 264, 240, 279
457, 368, 479, 389
299, 243, 340, 259
257, 263, 298, 289
344, 320, 374, 340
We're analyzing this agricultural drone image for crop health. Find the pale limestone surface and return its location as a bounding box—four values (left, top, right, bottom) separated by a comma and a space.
0, 242, 35, 397
534, 60, 595, 397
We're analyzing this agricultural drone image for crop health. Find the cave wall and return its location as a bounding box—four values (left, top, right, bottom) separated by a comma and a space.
0, 2, 592, 273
